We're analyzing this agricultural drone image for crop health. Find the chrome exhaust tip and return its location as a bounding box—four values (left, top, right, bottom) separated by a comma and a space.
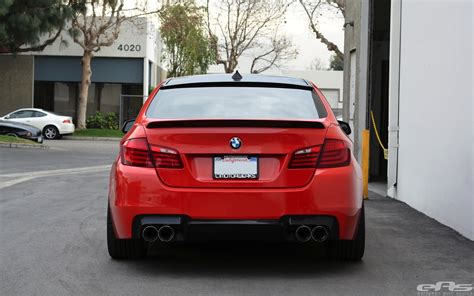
142, 225, 159, 243
311, 226, 329, 242
157, 225, 175, 242
295, 225, 312, 242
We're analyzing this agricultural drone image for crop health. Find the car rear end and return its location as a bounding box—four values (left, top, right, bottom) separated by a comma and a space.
56, 116, 75, 135
107, 75, 364, 260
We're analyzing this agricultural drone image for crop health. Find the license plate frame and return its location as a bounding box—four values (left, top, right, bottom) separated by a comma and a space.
213, 155, 259, 180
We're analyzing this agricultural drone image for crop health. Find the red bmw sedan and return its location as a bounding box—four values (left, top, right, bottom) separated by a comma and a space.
107, 73, 364, 260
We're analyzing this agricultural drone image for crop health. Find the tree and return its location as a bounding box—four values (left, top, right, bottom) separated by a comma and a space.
299, 0, 344, 61
69, 0, 149, 129
206, 0, 294, 73
250, 34, 297, 74
328, 53, 343, 70
0, 0, 74, 53
159, 3, 214, 77
308, 57, 325, 70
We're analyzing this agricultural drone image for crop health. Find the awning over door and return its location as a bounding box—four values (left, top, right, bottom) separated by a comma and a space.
34, 56, 143, 84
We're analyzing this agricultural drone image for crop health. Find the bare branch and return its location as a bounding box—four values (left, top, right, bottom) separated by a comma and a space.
250, 35, 298, 74
299, 0, 344, 60
206, 0, 293, 73
308, 57, 326, 70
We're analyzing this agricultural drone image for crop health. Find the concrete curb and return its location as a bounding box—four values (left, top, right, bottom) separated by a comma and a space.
63, 136, 121, 141
0, 142, 49, 150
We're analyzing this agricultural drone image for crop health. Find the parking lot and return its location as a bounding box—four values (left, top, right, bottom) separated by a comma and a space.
1, 140, 473, 296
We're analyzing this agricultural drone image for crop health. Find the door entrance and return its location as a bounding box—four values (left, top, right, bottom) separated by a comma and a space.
33, 82, 54, 111
367, 0, 391, 193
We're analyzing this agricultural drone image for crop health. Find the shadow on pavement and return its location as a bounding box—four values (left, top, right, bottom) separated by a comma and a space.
121, 241, 365, 278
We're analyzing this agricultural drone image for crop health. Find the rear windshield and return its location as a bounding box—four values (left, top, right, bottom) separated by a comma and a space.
146, 86, 327, 120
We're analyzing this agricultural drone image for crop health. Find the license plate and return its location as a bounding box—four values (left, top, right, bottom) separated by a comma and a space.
213, 156, 258, 179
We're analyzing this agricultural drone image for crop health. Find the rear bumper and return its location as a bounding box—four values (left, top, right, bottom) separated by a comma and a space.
58, 123, 75, 135
109, 159, 363, 240
131, 215, 340, 242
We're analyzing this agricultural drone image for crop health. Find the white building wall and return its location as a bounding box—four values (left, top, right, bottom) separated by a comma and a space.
37, 18, 157, 62
395, 0, 473, 239
279, 70, 344, 110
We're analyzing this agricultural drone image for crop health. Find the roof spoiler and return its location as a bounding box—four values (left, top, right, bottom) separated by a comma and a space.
146, 119, 325, 129
160, 81, 313, 90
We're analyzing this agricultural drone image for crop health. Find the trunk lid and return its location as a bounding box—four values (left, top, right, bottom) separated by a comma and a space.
144, 119, 327, 188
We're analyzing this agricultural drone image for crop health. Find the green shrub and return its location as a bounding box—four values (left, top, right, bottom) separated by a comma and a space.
86, 112, 119, 130
86, 112, 106, 129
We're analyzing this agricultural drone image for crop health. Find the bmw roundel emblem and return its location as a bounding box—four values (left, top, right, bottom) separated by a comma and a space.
230, 137, 242, 149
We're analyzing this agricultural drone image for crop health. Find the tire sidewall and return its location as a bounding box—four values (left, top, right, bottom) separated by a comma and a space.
43, 125, 59, 139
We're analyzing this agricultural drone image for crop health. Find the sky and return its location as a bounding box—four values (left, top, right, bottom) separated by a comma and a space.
207, 2, 345, 74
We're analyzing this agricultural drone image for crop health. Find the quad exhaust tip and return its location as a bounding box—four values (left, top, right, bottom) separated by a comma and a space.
142, 225, 175, 243
311, 226, 329, 242
295, 225, 312, 242
142, 225, 159, 243
295, 225, 329, 243
157, 225, 175, 242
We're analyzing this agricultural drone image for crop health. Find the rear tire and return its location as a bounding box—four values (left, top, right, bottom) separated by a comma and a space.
43, 125, 60, 139
329, 205, 365, 261
107, 204, 147, 259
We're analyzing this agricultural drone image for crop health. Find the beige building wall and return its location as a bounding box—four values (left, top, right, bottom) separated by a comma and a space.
0, 55, 34, 116
342, 0, 370, 160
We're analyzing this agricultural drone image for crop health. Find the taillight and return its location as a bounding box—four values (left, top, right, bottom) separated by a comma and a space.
318, 139, 351, 168
121, 138, 153, 167
288, 139, 350, 169
63, 119, 71, 123
288, 145, 321, 168
149, 145, 183, 169
120, 138, 183, 169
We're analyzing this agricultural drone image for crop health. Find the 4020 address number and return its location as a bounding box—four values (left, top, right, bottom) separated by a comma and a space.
117, 44, 142, 52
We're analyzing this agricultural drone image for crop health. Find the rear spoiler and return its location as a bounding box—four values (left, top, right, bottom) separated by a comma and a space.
146, 119, 325, 129
160, 81, 313, 90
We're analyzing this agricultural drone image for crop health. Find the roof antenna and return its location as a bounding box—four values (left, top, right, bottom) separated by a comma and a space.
232, 70, 242, 81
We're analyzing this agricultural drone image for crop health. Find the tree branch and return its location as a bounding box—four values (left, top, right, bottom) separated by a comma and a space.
8, 24, 64, 53
206, 0, 292, 73
299, 0, 344, 60
250, 35, 298, 74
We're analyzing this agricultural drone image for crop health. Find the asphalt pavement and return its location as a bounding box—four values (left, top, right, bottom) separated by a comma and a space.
1, 139, 473, 296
